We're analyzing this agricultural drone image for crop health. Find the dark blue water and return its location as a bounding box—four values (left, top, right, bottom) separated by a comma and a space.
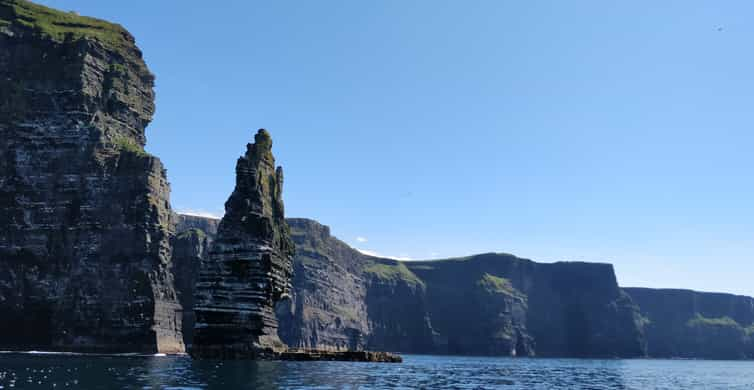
1, 353, 753, 389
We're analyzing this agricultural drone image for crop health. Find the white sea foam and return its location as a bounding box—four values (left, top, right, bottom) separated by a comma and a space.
0, 350, 174, 358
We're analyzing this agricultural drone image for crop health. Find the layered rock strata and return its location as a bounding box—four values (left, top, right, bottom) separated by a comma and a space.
178, 216, 646, 357
276, 218, 436, 353
407, 254, 647, 357
279, 220, 647, 357
172, 214, 219, 348
0, 0, 183, 353
191, 129, 295, 359
625, 287, 754, 359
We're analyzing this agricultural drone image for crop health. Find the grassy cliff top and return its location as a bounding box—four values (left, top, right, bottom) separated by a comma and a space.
365, 261, 425, 288
0, 0, 141, 62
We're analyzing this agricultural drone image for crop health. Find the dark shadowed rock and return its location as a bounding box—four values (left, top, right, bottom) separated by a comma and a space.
177, 216, 647, 357
406, 254, 647, 357
625, 287, 754, 359
278, 350, 402, 362
172, 214, 219, 349
0, 0, 182, 353
276, 218, 371, 351
171, 227, 212, 349
277, 218, 436, 353
191, 129, 295, 359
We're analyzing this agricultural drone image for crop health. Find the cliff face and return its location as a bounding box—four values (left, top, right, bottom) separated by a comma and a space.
171, 227, 210, 349
175, 214, 219, 237
176, 216, 645, 357
0, 0, 182, 353
407, 258, 533, 356
625, 287, 754, 359
276, 218, 435, 353
171, 214, 219, 348
407, 255, 647, 357
191, 129, 295, 359
276, 218, 371, 351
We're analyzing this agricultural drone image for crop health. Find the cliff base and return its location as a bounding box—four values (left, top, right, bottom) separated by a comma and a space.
190, 347, 401, 362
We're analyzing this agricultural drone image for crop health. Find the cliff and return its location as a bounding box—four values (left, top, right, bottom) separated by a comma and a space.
625, 287, 754, 359
191, 129, 296, 359
278, 220, 646, 357
172, 214, 219, 348
176, 216, 646, 357
276, 218, 435, 353
407, 255, 647, 357
0, 0, 182, 353
175, 214, 219, 237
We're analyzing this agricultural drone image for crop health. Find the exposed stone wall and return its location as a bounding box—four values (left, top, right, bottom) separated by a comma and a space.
178, 216, 647, 357
626, 287, 754, 359
278, 218, 371, 352
175, 214, 219, 237
0, 0, 183, 353
191, 129, 295, 359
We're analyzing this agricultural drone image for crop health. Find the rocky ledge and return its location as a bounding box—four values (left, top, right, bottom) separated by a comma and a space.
278, 350, 402, 363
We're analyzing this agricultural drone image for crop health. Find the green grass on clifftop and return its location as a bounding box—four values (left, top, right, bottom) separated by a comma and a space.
0, 0, 135, 57
477, 273, 523, 297
365, 261, 424, 287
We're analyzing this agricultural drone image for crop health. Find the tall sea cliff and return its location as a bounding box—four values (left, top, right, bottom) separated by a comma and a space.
625, 287, 754, 359
175, 216, 648, 358
2, 0, 753, 361
0, 0, 182, 353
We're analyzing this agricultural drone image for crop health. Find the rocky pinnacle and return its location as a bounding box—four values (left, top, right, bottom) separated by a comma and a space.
191, 129, 295, 359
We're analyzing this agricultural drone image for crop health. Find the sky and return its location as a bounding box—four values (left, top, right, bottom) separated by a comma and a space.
38, 1, 754, 296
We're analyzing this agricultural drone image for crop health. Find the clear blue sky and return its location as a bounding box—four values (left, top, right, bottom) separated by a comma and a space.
40, 1, 754, 295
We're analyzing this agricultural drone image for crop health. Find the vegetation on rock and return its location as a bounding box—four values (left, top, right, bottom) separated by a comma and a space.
112, 134, 148, 157
686, 314, 739, 328
1, 0, 129, 50
365, 261, 424, 288
0, 0, 150, 75
0, 0, 180, 353
176, 228, 206, 242
477, 273, 522, 297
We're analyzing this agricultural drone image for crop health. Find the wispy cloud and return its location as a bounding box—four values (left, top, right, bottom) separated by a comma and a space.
176, 209, 223, 220
356, 236, 368, 243
356, 248, 413, 261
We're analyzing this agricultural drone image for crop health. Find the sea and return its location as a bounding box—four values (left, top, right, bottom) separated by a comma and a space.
0, 352, 752, 389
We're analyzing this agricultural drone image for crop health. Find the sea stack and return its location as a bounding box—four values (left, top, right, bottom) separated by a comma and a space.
191, 129, 295, 359
0, 0, 183, 352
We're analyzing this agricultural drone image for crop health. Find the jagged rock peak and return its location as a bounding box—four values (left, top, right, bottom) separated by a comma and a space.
192, 129, 295, 359
253, 128, 273, 150
221, 129, 293, 258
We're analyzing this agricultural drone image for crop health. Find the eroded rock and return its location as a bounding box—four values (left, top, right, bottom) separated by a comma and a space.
626, 287, 754, 359
0, 0, 182, 353
191, 129, 295, 359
